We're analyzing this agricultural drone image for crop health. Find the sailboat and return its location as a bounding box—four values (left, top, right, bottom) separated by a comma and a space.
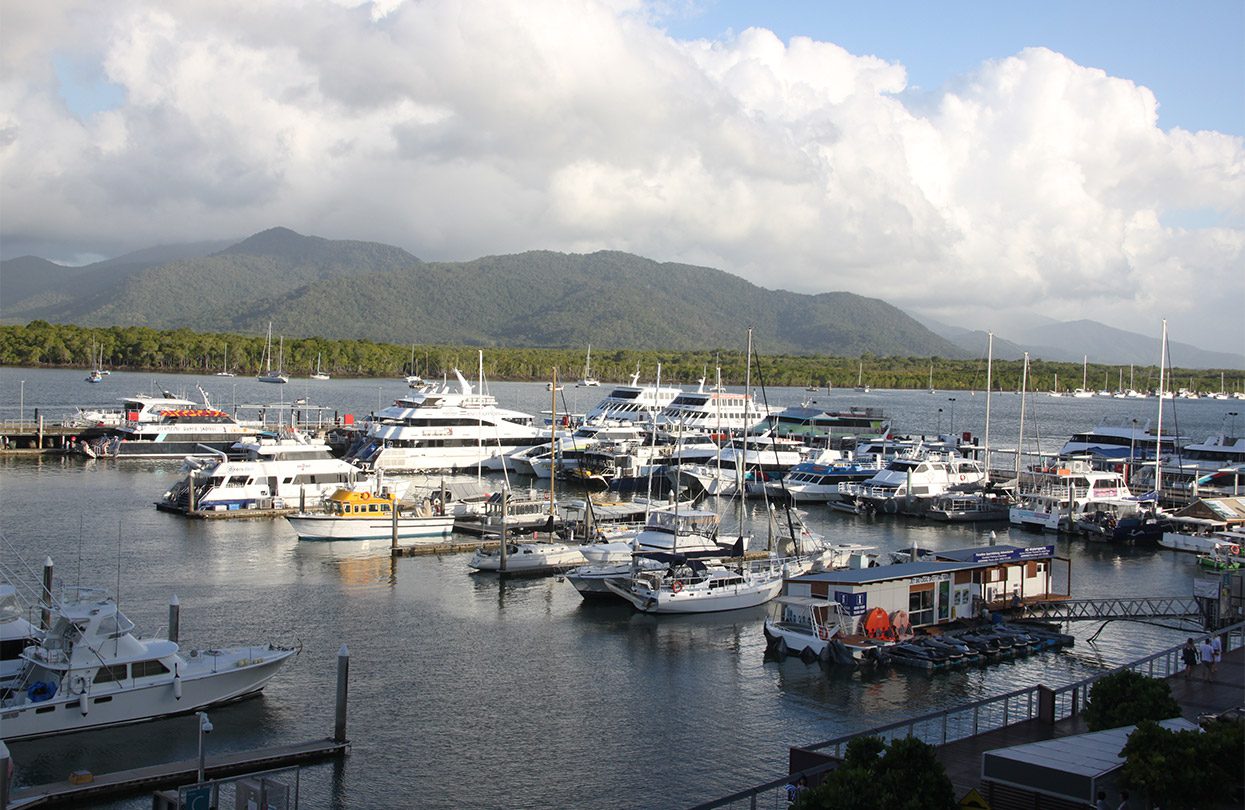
215, 344, 235, 377
855, 360, 870, 392
84, 342, 107, 383
257, 322, 289, 384
928, 361, 935, 394
1049, 373, 1062, 397
310, 353, 330, 381
575, 345, 600, 387
1072, 356, 1094, 397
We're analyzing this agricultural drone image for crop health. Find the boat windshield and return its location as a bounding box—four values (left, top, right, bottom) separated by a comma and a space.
647, 511, 720, 535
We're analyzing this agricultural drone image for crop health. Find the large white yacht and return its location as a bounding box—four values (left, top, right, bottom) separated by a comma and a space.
582, 371, 681, 423
840, 450, 986, 513
158, 434, 370, 513
73, 392, 200, 437
1008, 460, 1136, 532
1057, 417, 1182, 461
345, 370, 544, 473
667, 435, 810, 497
514, 421, 646, 479
748, 402, 890, 448
0, 587, 295, 741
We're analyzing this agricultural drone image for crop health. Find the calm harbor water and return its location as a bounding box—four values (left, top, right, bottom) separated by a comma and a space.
0, 367, 1239, 808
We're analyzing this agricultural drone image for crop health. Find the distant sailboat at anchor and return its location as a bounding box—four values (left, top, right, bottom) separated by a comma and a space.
257, 322, 289, 384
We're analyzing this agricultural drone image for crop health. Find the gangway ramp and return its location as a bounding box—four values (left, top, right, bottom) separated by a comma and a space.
1021, 596, 1200, 623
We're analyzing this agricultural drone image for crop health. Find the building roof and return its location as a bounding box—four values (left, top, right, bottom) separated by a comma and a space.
982, 718, 1198, 803
790, 560, 979, 585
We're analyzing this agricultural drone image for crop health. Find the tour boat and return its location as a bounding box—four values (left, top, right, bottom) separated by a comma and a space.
85, 404, 260, 459
582, 370, 680, 422
837, 449, 986, 513
286, 487, 454, 541
0, 587, 295, 742
1008, 461, 1137, 533
748, 403, 890, 447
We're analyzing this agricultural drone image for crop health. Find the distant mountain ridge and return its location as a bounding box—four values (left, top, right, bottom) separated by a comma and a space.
0, 228, 964, 357
920, 316, 1243, 371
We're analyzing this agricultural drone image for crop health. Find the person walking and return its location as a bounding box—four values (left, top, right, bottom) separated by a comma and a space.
1181, 638, 1198, 679
1198, 637, 1215, 680
1209, 633, 1222, 675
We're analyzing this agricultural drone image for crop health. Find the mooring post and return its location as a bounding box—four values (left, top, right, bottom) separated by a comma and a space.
334, 644, 349, 743
391, 496, 399, 550
188, 470, 197, 513
168, 595, 180, 643
41, 556, 54, 631
299, 485, 306, 514
37, 414, 44, 449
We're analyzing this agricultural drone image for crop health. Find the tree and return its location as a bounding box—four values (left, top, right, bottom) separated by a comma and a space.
794, 735, 955, 810
1083, 670, 1181, 731
1120, 717, 1245, 809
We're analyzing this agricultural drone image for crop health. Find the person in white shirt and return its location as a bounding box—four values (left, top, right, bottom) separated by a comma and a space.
1198, 638, 1215, 680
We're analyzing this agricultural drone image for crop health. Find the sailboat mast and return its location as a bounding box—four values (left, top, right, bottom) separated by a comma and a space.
1016, 352, 1029, 481
1155, 320, 1167, 498
740, 329, 753, 539
549, 367, 557, 519
983, 332, 993, 482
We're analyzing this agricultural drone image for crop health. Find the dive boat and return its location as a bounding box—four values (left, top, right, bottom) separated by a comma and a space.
286, 487, 454, 541
653, 375, 765, 435
0, 587, 295, 742
159, 435, 369, 513
344, 368, 544, 473
84, 391, 260, 459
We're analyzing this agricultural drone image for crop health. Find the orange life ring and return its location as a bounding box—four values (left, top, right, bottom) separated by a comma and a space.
671, 580, 683, 593
1231, 544, 1241, 556
817, 626, 830, 641
361, 492, 371, 500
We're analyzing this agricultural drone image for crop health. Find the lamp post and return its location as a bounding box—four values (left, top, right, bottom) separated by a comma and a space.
196, 711, 213, 784
947, 397, 957, 435
1227, 411, 1239, 436
19, 379, 25, 427
937, 408, 943, 435
377, 386, 383, 412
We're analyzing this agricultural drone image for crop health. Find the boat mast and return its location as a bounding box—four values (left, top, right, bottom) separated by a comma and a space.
1016, 352, 1029, 482
549, 366, 557, 521
1155, 320, 1167, 499
983, 332, 993, 483
740, 328, 752, 542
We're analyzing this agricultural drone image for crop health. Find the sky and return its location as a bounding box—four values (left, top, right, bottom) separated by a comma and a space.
2, 0, 1242, 350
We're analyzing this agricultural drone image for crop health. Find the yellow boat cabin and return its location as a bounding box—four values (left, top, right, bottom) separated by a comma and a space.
324, 488, 396, 517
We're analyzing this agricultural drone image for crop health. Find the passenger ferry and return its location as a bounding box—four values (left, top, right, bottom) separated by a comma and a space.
1008, 459, 1138, 533
84, 399, 260, 459
582, 370, 681, 423
748, 402, 889, 448
73, 391, 204, 439
1057, 417, 1181, 461
345, 369, 544, 473
653, 378, 765, 435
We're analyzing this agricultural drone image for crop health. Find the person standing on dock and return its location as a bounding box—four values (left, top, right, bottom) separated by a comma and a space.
1210, 634, 1222, 674
1181, 638, 1198, 678
1198, 637, 1215, 680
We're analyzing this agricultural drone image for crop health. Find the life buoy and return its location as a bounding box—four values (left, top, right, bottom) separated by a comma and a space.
959, 474, 966, 481
361, 492, 371, 500
70, 675, 87, 695
817, 625, 830, 641
1231, 544, 1240, 556
671, 580, 683, 593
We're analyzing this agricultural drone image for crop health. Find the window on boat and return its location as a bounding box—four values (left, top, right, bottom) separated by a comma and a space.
132, 660, 170, 678
99, 611, 135, 639
94, 664, 128, 683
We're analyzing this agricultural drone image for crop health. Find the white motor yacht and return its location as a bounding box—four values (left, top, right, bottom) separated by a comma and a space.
582, 371, 680, 423
468, 541, 586, 575
839, 449, 986, 513
668, 435, 809, 498
345, 369, 544, 473
159, 434, 369, 513
286, 487, 454, 541
603, 556, 786, 614
0, 587, 295, 742
1008, 460, 1136, 533
0, 584, 39, 692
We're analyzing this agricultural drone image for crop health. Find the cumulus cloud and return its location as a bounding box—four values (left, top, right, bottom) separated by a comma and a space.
1, 0, 1241, 348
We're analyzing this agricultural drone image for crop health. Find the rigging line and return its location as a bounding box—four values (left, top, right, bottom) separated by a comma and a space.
747, 333, 799, 551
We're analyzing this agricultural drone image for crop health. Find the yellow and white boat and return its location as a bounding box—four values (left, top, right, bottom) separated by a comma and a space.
286, 488, 455, 541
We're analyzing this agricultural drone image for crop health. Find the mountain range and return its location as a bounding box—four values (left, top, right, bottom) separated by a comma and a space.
2, 227, 1241, 368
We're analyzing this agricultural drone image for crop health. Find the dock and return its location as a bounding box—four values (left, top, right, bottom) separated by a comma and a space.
7, 739, 348, 808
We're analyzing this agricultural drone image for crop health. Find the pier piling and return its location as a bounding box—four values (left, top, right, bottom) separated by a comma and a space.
334, 644, 349, 744
168, 595, 180, 644
41, 556, 53, 631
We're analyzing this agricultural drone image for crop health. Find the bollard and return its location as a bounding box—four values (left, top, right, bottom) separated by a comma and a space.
188, 470, 197, 513
168, 595, 180, 644
41, 557, 54, 631
499, 490, 509, 573
299, 486, 306, 514
334, 644, 349, 743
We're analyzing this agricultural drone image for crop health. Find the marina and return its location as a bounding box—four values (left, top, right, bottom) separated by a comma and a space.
0, 367, 1242, 808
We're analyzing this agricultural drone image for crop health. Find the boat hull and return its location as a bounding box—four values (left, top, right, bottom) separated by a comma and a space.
287, 513, 456, 541
1, 648, 294, 742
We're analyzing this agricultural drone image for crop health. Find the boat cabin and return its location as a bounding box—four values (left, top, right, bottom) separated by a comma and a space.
323, 489, 396, 516
780, 545, 1069, 632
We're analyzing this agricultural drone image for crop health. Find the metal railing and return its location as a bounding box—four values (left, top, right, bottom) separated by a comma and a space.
691, 620, 1244, 809
1023, 597, 1202, 622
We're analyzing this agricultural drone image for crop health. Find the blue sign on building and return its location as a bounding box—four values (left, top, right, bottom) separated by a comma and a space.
834, 590, 868, 616
970, 545, 1054, 564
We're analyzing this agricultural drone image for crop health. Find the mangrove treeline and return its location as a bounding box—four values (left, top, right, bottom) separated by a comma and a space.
1, 321, 1239, 394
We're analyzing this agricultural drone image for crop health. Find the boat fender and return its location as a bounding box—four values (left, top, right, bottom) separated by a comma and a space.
27, 680, 56, 703
800, 646, 817, 664
173, 674, 182, 700
70, 675, 87, 695
670, 579, 683, 593
79, 692, 89, 715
